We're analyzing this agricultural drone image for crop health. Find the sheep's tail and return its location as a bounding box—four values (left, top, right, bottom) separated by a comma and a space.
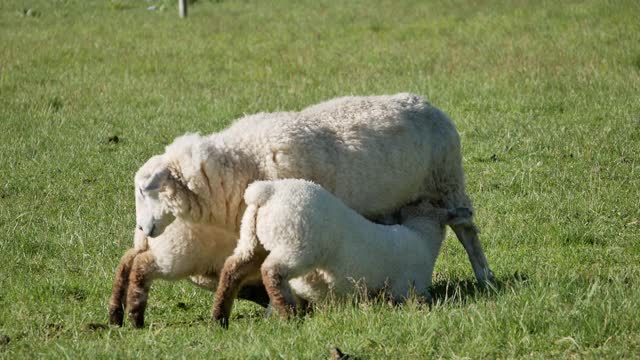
243, 180, 275, 207
444, 207, 474, 226
403, 202, 474, 227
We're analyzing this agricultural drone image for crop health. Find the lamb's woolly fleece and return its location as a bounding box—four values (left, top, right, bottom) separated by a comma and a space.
238, 179, 468, 302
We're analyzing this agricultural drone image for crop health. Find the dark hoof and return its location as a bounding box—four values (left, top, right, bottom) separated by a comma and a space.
216, 317, 229, 329
262, 304, 273, 318
478, 271, 497, 290
421, 292, 433, 308
212, 311, 229, 329
128, 311, 145, 329
108, 308, 124, 327
330, 346, 351, 360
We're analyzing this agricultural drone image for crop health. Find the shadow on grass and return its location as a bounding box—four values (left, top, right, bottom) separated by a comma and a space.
95, 272, 530, 330
430, 271, 530, 305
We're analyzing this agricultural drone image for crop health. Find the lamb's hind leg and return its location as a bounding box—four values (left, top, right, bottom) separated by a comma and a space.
261, 257, 300, 318
108, 248, 141, 326
211, 252, 266, 328
126, 251, 159, 328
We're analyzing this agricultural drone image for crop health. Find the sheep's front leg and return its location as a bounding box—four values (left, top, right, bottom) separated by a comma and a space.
108, 248, 141, 326
261, 260, 299, 318
451, 223, 495, 288
126, 251, 159, 328
211, 252, 266, 328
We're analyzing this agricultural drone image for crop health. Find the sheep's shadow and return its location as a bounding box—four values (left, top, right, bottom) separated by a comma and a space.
429, 271, 530, 305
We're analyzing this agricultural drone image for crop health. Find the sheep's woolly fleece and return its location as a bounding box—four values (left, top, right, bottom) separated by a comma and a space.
135, 92, 469, 238
131, 92, 485, 288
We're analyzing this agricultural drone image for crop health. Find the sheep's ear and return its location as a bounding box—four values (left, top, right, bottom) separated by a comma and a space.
144, 167, 170, 192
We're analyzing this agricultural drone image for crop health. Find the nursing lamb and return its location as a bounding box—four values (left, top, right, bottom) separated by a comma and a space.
212, 179, 474, 326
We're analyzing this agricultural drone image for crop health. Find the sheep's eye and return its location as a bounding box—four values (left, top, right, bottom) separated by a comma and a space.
138, 187, 144, 197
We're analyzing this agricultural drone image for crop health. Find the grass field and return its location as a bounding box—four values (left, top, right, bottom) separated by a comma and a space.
1, 0, 640, 358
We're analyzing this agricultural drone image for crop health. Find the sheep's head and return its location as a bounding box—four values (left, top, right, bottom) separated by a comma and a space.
134, 155, 177, 238
134, 134, 220, 237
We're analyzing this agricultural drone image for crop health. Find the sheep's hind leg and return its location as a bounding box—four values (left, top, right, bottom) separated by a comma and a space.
451, 223, 495, 287
108, 248, 141, 326
261, 259, 299, 318
435, 187, 495, 288
211, 252, 266, 328
126, 251, 159, 329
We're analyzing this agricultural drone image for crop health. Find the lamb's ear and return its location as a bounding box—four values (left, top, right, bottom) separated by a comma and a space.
143, 167, 171, 192
446, 207, 474, 225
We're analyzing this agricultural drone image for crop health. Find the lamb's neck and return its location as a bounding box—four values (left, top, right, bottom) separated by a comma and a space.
337, 222, 413, 262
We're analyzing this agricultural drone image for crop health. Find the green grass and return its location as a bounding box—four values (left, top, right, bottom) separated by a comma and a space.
1, 0, 639, 358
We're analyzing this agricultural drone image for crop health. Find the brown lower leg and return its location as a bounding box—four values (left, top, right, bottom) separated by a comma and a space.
126, 251, 158, 329
108, 248, 140, 326
211, 253, 266, 328
261, 265, 297, 318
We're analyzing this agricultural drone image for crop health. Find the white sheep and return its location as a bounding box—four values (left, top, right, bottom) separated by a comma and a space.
211, 179, 473, 325
109, 93, 492, 327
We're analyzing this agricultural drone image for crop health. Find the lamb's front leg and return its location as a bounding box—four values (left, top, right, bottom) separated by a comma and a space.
108, 248, 141, 326
126, 251, 159, 328
211, 252, 266, 328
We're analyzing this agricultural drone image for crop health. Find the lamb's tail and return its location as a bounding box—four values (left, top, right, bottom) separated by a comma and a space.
234, 181, 275, 259
234, 203, 263, 258
243, 180, 275, 207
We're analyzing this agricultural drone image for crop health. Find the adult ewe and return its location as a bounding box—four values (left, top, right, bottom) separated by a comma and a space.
212, 179, 474, 326
110, 93, 493, 327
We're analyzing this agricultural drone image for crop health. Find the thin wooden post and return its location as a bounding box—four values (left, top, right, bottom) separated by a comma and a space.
179, 0, 187, 18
